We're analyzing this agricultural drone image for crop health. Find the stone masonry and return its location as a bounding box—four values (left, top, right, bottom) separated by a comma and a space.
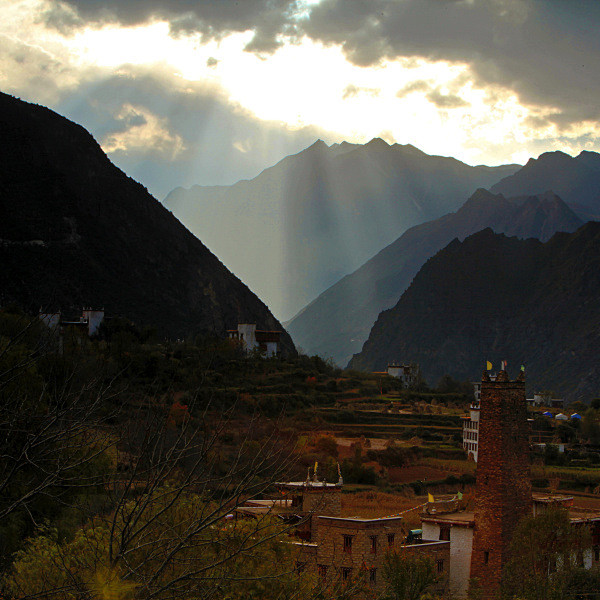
315, 515, 450, 594
470, 370, 531, 599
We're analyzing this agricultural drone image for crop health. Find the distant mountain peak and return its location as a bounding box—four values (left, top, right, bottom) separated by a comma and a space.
308, 139, 328, 150
365, 137, 390, 148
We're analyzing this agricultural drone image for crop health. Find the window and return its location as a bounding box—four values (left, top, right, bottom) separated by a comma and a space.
484, 551, 489, 565
369, 568, 377, 585
388, 533, 395, 547
595, 548, 600, 562
342, 567, 352, 581
318, 564, 327, 579
439, 526, 450, 541
370, 535, 377, 554
343, 535, 353, 554
437, 559, 445, 573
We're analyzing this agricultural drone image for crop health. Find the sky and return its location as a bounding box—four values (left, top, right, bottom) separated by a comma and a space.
2, 0, 600, 199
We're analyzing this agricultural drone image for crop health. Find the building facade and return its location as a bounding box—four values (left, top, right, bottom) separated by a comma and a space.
227, 323, 280, 357
462, 382, 481, 461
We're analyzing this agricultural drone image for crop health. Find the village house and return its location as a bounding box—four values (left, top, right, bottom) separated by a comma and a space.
426, 369, 600, 598
227, 323, 281, 357
236, 471, 449, 594
461, 381, 481, 461
236, 367, 600, 598
39, 307, 105, 337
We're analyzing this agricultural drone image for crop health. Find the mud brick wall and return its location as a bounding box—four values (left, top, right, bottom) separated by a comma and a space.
470, 371, 531, 599
302, 487, 342, 516
315, 516, 449, 594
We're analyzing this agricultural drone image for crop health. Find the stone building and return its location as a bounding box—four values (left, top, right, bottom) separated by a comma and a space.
235, 474, 450, 594
227, 323, 280, 357
315, 515, 449, 594
423, 369, 600, 599
470, 369, 532, 598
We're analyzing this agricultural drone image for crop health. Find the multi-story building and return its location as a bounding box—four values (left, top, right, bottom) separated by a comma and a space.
461, 381, 481, 461
227, 323, 280, 357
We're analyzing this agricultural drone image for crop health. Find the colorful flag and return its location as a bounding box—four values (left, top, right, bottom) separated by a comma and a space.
428, 492, 435, 503
457, 491, 463, 500
486, 361, 492, 370
521, 364, 525, 372
501, 360, 507, 370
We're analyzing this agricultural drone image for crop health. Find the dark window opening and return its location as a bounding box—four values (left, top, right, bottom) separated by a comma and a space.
439, 526, 450, 541
370, 535, 377, 554
388, 533, 395, 546
484, 551, 489, 565
342, 567, 352, 581
369, 568, 377, 585
595, 547, 600, 562
343, 534, 353, 554
437, 559, 444, 573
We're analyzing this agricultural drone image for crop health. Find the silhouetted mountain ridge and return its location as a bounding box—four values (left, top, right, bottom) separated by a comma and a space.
348, 223, 600, 401
492, 150, 600, 215
0, 91, 294, 352
286, 189, 583, 365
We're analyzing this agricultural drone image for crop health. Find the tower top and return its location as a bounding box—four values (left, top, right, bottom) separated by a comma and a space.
482, 369, 525, 383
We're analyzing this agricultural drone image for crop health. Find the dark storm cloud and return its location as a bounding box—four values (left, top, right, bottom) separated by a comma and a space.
48, 0, 300, 52
48, 0, 600, 128
302, 0, 600, 126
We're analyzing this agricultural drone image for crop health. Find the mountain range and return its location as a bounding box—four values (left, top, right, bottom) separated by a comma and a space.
348, 223, 600, 401
491, 150, 600, 220
286, 188, 584, 366
164, 138, 518, 320
0, 92, 294, 353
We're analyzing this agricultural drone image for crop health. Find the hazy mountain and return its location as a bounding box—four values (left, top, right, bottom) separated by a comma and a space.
348, 223, 600, 401
286, 189, 583, 366
164, 138, 519, 320
492, 150, 600, 217
0, 92, 294, 353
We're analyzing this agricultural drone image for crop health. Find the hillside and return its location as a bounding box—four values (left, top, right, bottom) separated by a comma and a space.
0, 92, 294, 353
165, 138, 518, 319
348, 223, 600, 401
491, 150, 600, 217
286, 190, 583, 365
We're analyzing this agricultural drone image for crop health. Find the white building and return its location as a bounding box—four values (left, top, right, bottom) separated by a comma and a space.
39, 307, 104, 337
461, 382, 481, 462
227, 323, 280, 357
386, 363, 416, 388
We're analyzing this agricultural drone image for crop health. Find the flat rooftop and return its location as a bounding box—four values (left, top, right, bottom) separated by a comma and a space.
421, 512, 475, 527
276, 481, 342, 489
318, 515, 403, 524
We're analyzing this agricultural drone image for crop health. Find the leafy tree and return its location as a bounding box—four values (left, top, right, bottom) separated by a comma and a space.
581, 408, 600, 444
381, 551, 439, 600
502, 508, 591, 600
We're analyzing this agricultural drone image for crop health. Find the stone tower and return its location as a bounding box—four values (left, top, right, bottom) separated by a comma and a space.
470, 369, 531, 598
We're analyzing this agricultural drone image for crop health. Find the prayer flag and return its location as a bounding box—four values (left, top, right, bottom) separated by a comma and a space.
486, 361, 492, 370
428, 492, 434, 503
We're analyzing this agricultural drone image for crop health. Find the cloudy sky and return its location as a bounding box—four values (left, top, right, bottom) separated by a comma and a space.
2, 0, 600, 198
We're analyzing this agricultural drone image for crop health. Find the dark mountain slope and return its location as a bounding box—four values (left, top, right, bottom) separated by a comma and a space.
165, 138, 518, 319
0, 92, 294, 352
348, 223, 600, 401
491, 150, 600, 215
286, 190, 582, 365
